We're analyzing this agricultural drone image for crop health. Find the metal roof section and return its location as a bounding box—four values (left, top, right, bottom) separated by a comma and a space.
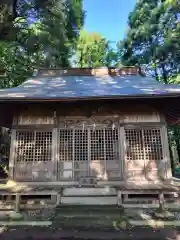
0, 67, 180, 101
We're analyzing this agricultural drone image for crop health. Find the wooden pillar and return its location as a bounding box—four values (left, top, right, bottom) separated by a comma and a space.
56, 194, 61, 205
52, 128, 58, 181
119, 126, 125, 180
117, 190, 122, 206
15, 193, 20, 213
161, 125, 172, 180
158, 191, 165, 210
56, 187, 63, 205
9, 129, 16, 179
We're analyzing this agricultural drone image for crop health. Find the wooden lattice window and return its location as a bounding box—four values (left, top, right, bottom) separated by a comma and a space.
16, 131, 52, 162
74, 130, 88, 162
125, 128, 163, 161
143, 129, 163, 161
90, 129, 119, 162
125, 129, 144, 161
59, 129, 73, 162
58, 129, 89, 180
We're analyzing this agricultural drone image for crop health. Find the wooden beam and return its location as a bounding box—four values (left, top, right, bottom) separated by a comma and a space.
122, 122, 165, 128
0, 191, 58, 195
12, 124, 54, 130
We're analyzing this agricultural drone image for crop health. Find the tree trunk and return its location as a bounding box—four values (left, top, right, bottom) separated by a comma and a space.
152, 61, 159, 80
80, 49, 83, 67
161, 62, 168, 84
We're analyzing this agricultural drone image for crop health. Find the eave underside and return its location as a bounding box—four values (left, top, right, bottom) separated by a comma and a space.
0, 97, 180, 128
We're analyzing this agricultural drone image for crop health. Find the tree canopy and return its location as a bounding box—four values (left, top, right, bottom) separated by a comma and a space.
0, 0, 179, 87
119, 0, 180, 82
74, 30, 118, 67
0, 0, 84, 87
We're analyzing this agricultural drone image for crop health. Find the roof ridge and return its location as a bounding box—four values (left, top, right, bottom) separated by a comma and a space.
33, 67, 142, 77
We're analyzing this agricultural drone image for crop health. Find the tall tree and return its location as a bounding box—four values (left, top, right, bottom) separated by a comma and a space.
35, 0, 84, 67
0, 0, 84, 87
75, 30, 117, 67
119, 0, 180, 82
0, 0, 60, 40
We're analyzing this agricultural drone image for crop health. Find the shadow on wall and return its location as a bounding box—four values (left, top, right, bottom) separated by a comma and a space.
0, 127, 10, 180
11, 126, 168, 183
125, 128, 166, 182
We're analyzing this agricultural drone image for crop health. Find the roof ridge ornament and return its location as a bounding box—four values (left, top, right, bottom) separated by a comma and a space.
91, 67, 109, 76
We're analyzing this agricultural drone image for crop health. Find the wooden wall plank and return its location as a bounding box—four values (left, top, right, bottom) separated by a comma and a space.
124, 112, 160, 123
14, 102, 163, 125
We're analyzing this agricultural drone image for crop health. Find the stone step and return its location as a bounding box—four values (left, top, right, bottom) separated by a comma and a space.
53, 217, 117, 229
56, 205, 121, 210
55, 205, 123, 214
52, 206, 128, 229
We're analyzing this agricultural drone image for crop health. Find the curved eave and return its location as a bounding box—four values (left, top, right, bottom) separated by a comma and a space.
0, 92, 180, 102
0, 75, 180, 101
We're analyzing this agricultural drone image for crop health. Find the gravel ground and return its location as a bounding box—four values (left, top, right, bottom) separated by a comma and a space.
0, 226, 179, 240
0, 207, 180, 239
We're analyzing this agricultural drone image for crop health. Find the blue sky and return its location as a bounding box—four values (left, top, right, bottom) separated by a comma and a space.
83, 0, 136, 46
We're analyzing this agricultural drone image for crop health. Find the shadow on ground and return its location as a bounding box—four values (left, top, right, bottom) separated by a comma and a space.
0, 225, 179, 240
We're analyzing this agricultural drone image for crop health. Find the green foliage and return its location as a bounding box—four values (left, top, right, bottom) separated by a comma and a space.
119, 0, 180, 83
168, 125, 180, 168
75, 30, 118, 67
35, 0, 84, 67
0, 0, 84, 87
0, 1, 18, 41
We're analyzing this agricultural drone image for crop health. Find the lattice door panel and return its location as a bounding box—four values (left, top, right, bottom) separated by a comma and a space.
74, 130, 88, 180
143, 128, 164, 180
14, 131, 53, 181
125, 129, 144, 161
34, 132, 52, 162
125, 129, 145, 181
125, 127, 164, 181
16, 131, 34, 162
143, 129, 163, 167
58, 129, 89, 180
58, 128, 121, 181
90, 129, 120, 180
58, 129, 74, 180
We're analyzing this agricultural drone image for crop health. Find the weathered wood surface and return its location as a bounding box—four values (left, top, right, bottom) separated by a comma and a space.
12, 123, 170, 183
9, 100, 171, 184
0, 181, 179, 194
158, 191, 165, 210
14, 102, 163, 125
1, 97, 177, 129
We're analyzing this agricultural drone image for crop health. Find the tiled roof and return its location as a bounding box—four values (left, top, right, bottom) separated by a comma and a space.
0, 67, 180, 101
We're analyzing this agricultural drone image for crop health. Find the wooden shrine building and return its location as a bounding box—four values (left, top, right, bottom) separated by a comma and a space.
0, 66, 180, 207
